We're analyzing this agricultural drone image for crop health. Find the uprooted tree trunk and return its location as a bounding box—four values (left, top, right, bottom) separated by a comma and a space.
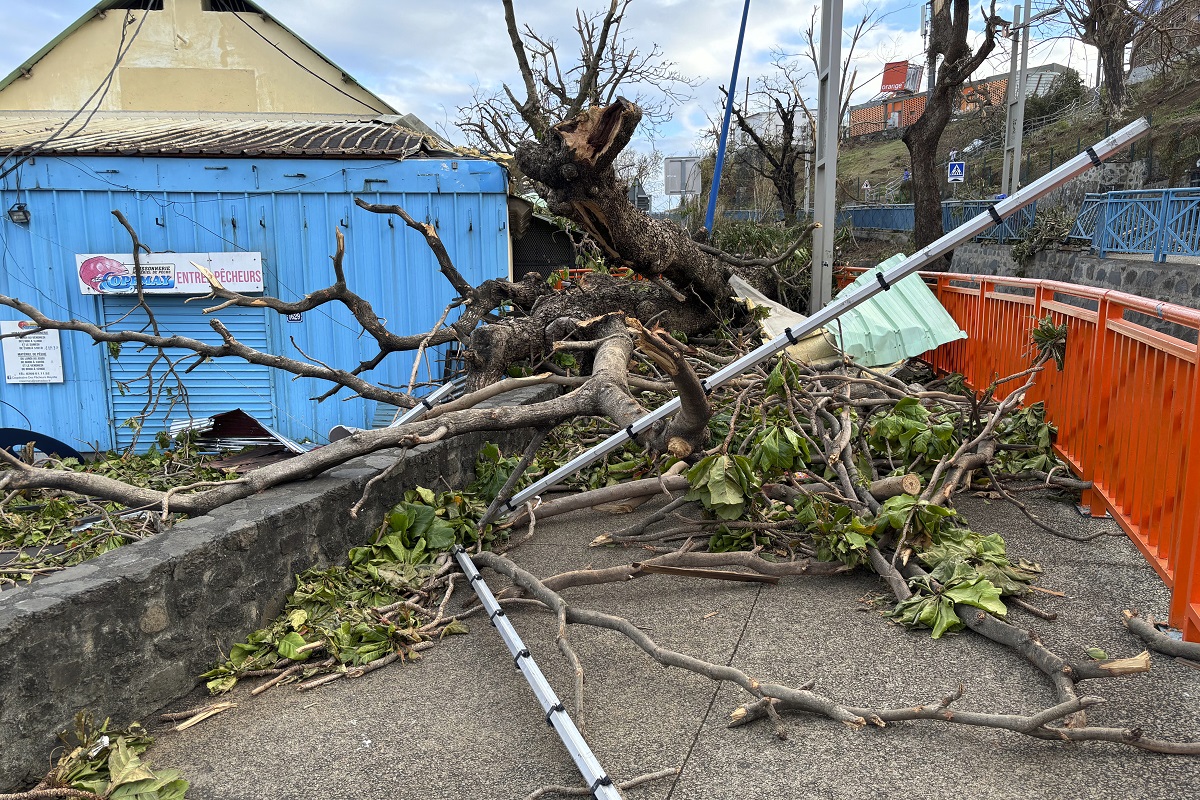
515, 99, 813, 302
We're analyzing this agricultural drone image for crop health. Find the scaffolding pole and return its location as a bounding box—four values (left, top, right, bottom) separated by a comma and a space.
452, 546, 622, 800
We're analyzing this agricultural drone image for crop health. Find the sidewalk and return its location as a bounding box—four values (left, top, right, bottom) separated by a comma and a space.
147, 495, 1200, 799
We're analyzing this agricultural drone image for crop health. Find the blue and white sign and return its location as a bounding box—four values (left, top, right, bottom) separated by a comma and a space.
948, 161, 966, 183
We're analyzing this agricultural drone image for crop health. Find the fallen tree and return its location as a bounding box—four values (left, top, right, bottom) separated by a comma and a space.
2, 97, 1196, 800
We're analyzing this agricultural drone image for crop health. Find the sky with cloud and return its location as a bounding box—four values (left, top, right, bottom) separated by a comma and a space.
2, 1, 1097, 183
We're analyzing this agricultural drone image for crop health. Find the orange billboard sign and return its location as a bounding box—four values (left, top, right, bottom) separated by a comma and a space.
881, 61, 910, 92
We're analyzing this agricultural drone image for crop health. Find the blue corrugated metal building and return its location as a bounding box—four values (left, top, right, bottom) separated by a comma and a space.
0, 114, 511, 450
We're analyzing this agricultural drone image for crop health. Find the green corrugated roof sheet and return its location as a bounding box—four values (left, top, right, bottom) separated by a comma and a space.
831, 253, 966, 366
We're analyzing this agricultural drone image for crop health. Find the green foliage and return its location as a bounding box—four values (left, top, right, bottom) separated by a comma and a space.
203, 444, 512, 694
685, 454, 760, 520
1010, 206, 1075, 269
749, 422, 809, 475
1030, 315, 1068, 370
995, 401, 1060, 474
0, 435, 238, 584
875, 494, 958, 540
709, 220, 814, 309
918, 526, 1042, 596
867, 397, 957, 466
1023, 69, 1087, 123
809, 500, 877, 567
890, 559, 1008, 638
48, 711, 187, 800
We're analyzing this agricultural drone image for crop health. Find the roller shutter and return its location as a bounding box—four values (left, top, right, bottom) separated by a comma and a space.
102, 296, 275, 450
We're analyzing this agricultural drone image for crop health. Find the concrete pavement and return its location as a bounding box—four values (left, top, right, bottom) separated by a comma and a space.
146, 494, 1200, 799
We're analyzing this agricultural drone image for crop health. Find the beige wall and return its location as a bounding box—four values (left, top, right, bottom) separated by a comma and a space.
0, 0, 393, 114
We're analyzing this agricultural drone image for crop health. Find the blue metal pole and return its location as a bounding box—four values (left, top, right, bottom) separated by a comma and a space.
703, 0, 752, 236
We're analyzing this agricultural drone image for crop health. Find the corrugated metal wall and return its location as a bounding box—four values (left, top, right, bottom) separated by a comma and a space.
0, 155, 509, 450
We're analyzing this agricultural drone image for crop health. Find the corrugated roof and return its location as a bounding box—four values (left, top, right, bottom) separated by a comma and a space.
0, 112, 439, 158
832, 253, 967, 366
730, 253, 966, 369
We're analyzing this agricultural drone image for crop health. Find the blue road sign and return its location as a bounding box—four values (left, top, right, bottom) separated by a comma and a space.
948, 161, 966, 182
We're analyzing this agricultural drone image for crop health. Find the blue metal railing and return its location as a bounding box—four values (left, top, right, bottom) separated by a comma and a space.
1068, 193, 1103, 242
841, 200, 1037, 244
1069, 188, 1200, 262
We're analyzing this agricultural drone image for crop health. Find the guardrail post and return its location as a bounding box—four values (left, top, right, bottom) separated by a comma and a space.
1078, 291, 1117, 517
1170, 336, 1200, 634
1153, 189, 1170, 263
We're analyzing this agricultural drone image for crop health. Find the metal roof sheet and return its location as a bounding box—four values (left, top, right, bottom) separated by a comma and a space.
730, 253, 966, 369
832, 253, 967, 365
0, 112, 438, 158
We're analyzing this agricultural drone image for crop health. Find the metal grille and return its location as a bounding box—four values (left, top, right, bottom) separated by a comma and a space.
512, 218, 575, 280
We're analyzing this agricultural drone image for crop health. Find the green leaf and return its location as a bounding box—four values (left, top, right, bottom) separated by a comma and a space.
106, 740, 156, 788
423, 518, 456, 551
944, 577, 1008, 616
287, 609, 308, 630
205, 674, 237, 695
928, 597, 963, 639
1085, 647, 1108, 661
276, 632, 311, 662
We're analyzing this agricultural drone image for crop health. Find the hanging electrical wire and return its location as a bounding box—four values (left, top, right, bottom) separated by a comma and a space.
0, 3, 154, 182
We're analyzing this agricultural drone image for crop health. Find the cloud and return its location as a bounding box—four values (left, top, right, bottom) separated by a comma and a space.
7, 2, 1096, 173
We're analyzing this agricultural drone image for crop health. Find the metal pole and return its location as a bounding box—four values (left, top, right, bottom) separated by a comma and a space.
452, 547, 622, 800
1014, 0, 1032, 184
1002, 0, 1032, 194
499, 119, 1150, 516
810, 0, 843, 313
925, 0, 936, 94
1000, 5, 1022, 196
703, 0, 752, 236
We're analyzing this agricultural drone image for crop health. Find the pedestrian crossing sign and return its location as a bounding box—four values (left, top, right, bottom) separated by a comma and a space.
948, 161, 966, 182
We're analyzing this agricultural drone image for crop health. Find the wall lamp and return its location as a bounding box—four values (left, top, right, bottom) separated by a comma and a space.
7, 203, 30, 224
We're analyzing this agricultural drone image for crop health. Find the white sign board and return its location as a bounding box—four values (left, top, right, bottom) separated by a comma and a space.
2, 321, 64, 384
664, 157, 702, 195
947, 161, 966, 183
75, 252, 264, 295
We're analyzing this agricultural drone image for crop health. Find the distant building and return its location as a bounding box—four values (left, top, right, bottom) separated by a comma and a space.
1130, 0, 1200, 84
848, 63, 1067, 138
736, 111, 811, 146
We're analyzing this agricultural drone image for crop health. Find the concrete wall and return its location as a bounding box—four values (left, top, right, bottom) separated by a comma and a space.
949, 243, 1200, 309
0, 0, 391, 114
0, 385, 553, 791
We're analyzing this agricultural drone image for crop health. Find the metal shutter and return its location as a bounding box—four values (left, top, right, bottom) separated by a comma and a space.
102, 296, 275, 451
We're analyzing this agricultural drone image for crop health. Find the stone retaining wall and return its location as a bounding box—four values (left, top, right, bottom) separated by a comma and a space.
0, 385, 554, 790
948, 243, 1200, 310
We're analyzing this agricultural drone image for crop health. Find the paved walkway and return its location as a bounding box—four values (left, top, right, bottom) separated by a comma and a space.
148, 495, 1200, 799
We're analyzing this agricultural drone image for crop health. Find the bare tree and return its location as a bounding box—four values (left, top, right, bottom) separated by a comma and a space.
1062, 0, 1139, 114
724, 9, 877, 221
456, 0, 697, 152
903, 0, 1003, 257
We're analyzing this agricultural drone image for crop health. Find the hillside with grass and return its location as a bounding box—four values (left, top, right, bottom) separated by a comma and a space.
837, 63, 1200, 203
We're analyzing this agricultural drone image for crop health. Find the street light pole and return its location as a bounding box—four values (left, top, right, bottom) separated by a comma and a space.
1001, 0, 1033, 194
810, 0, 843, 313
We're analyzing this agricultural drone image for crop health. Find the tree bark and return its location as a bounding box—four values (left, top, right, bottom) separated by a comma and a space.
515, 99, 785, 303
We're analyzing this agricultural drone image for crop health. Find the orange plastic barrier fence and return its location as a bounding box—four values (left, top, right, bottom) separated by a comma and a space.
838, 267, 1200, 642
